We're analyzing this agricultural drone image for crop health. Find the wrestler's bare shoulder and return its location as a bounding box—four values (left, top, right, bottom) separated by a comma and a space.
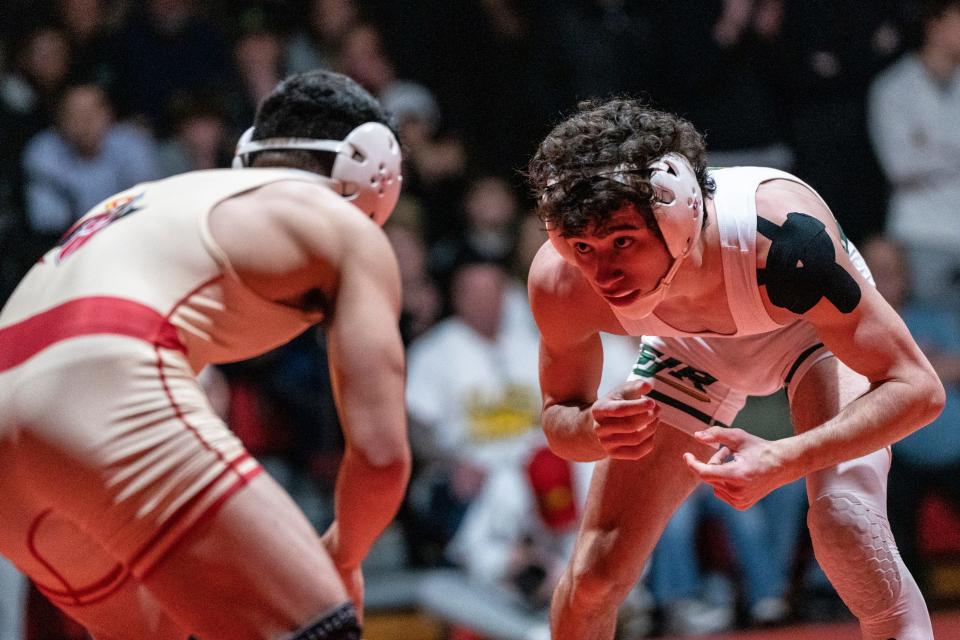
212, 179, 385, 257
208, 178, 396, 304
753, 178, 848, 325
527, 241, 625, 338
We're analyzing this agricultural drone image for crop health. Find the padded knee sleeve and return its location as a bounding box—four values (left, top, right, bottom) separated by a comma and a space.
807, 492, 902, 619
286, 602, 361, 640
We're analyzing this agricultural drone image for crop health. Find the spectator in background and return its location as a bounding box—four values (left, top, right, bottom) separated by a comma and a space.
379, 74, 467, 245
422, 356, 643, 640
336, 22, 396, 98
383, 214, 442, 345
525, 0, 666, 127
404, 259, 543, 564
658, 0, 793, 171
868, 0, 960, 311
429, 175, 522, 283
224, 13, 287, 133
862, 235, 960, 595
0, 25, 72, 215
285, 0, 359, 74
58, 0, 119, 90
649, 479, 802, 635
0, 25, 71, 127
218, 330, 345, 531
418, 445, 585, 640
157, 93, 233, 175
22, 83, 160, 238
764, 0, 905, 245
111, 0, 234, 134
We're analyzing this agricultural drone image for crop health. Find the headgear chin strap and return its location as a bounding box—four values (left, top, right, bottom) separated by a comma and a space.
232, 122, 402, 226
545, 152, 704, 320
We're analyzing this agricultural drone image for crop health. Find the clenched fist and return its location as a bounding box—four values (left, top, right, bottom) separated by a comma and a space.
591, 379, 660, 459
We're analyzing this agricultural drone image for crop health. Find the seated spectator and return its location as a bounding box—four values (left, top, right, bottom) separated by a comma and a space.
429, 175, 522, 284
414, 303, 640, 640
382, 85, 467, 247
22, 82, 160, 238
285, 0, 359, 74
157, 93, 233, 176
383, 212, 442, 344
649, 480, 804, 635
404, 259, 542, 563
223, 18, 286, 134
110, 0, 234, 134
58, 0, 119, 89
418, 446, 586, 640
862, 234, 960, 595
868, 0, 960, 309
0, 25, 72, 216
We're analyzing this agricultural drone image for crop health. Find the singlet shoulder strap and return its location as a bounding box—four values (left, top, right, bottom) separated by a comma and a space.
712, 167, 797, 335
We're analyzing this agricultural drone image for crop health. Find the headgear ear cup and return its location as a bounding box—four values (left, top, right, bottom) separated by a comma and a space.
328, 122, 402, 226
231, 122, 403, 226
647, 153, 703, 259
232, 127, 256, 169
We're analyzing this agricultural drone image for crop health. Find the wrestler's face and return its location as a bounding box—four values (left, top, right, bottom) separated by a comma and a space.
561, 205, 671, 308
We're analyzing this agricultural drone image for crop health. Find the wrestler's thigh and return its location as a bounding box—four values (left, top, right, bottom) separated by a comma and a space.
57, 578, 187, 640
572, 425, 714, 585
0, 493, 184, 640
142, 472, 347, 640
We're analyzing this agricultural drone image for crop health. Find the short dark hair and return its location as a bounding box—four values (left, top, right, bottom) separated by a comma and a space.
527, 98, 715, 237
250, 69, 395, 171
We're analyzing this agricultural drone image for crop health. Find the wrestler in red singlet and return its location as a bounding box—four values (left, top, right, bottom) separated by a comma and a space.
0, 70, 409, 640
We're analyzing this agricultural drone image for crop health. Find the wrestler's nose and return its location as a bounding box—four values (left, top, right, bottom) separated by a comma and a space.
591, 256, 624, 288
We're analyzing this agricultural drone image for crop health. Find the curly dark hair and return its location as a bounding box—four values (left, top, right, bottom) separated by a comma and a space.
527, 98, 715, 237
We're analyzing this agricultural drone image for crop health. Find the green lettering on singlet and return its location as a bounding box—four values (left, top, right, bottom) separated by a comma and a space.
633, 344, 678, 377
633, 345, 718, 391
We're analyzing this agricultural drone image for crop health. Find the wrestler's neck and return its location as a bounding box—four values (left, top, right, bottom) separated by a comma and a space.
652, 199, 730, 326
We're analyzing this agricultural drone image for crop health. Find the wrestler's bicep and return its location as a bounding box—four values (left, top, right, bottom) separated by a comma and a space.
755, 209, 863, 322
753, 195, 921, 381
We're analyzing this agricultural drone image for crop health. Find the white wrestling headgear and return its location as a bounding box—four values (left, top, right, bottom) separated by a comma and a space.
232, 122, 402, 226
546, 152, 704, 320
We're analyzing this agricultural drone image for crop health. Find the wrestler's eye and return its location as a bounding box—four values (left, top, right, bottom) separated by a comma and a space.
613, 236, 634, 249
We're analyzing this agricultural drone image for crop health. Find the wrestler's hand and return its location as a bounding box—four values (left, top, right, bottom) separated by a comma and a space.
682, 427, 796, 510
590, 379, 660, 460
320, 522, 365, 622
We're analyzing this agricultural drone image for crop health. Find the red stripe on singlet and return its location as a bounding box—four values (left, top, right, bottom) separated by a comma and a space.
0, 296, 185, 371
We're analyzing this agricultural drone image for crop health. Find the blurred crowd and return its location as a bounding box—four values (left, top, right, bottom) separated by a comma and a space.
0, 0, 958, 639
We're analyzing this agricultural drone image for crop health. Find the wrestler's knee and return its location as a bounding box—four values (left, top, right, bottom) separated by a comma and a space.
562, 528, 639, 611
807, 491, 902, 619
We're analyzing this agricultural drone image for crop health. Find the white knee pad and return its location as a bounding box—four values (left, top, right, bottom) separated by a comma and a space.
807, 491, 901, 619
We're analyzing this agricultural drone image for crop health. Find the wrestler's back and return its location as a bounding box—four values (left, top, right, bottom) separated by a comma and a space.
0, 168, 326, 372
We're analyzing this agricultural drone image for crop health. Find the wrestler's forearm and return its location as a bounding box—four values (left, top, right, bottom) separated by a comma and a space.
541, 403, 606, 462
330, 446, 411, 569
779, 376, 945, 478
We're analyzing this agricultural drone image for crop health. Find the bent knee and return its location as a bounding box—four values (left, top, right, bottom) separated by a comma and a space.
807, 492, 902, 618
564, 529, 642, 610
